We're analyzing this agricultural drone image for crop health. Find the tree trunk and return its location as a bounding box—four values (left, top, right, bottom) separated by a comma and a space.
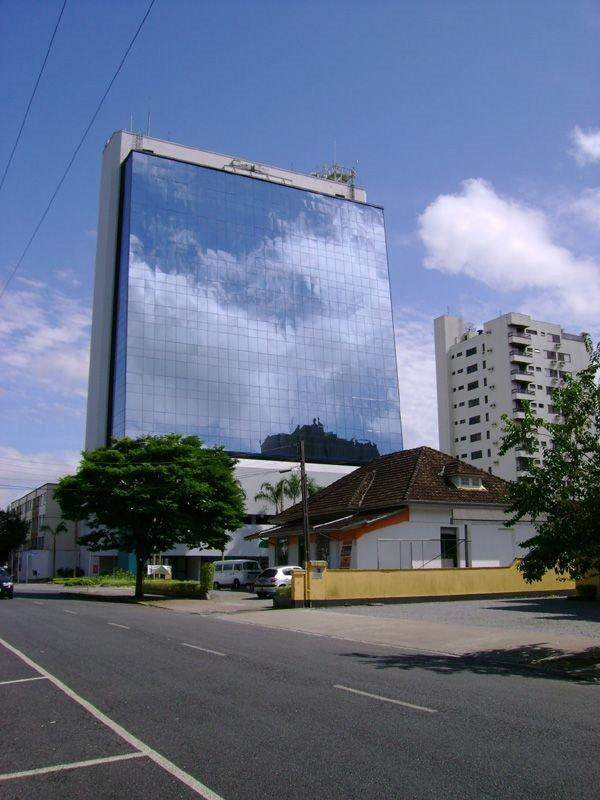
135, 554, 146, 600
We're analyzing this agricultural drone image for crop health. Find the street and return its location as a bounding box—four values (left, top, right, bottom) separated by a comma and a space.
1, 586, 598, 800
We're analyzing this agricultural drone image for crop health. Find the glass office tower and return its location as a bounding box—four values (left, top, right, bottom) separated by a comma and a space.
88, 134, 402, 466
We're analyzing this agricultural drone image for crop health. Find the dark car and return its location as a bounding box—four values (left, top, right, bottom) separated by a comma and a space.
0, 569, 14, 599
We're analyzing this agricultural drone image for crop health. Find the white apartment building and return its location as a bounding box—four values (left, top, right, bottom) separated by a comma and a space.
434, 312, 589, 481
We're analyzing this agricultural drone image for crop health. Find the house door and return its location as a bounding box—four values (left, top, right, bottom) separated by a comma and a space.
440, 527, 458, 568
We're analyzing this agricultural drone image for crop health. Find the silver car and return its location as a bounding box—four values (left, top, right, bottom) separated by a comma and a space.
254, 566, 303, 598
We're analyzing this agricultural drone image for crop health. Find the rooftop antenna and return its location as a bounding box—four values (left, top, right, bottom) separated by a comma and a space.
129, 113, 133, 132
146, 111, 151, 136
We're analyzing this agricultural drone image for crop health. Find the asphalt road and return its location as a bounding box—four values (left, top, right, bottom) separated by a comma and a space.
1, 588, 598, 800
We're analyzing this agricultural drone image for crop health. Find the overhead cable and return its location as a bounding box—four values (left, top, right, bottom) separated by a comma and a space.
0, 0, 157, 301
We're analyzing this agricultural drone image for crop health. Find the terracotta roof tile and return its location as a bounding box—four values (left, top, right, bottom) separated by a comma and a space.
277, 447, 511, 523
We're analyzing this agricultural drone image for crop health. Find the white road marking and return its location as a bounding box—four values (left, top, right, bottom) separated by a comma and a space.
181, 642, 226, 657
63, 609, 78, 615
32, 601, 45, 606
0, 752, 145, 782
0, 636, 226, 800
0, 676, 48, 687
107, 622, 130, 629
334, 684, 438, 714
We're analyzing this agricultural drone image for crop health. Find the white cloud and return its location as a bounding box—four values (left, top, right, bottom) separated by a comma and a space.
0, 286, 90, 398
55, 268, 82, 287
394, 307, 439, 449
570, 126, 600, 165
418, 178, 600, 327
0, 447, 80, 508
568, 188, 600, 227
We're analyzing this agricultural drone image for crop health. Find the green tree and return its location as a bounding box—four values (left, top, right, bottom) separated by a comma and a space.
40, 520, 68, 578
0, 509, 29, 565
499, 337, 600, 582
54, 435, 246, 599
254, 480, 286, 514
282, 472, 322, 505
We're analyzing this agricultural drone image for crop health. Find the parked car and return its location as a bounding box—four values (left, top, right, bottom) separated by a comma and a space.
0, 569, 14, 599
254, 566, 303, 598
212, 560, 262, 590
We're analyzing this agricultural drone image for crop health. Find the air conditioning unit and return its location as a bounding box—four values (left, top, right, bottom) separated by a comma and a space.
488, 366, 494, 371
492, 440, 499, 446
489, 385, 495, 390
493, 459, 500, 464
554, 342, 560, 349
490, 403, 496, 408
487, 347, 493, 352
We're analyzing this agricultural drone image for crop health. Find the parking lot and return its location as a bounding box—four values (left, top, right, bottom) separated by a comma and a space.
0, 638, 219, 799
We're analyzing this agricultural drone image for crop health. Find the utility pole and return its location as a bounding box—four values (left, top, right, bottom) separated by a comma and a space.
299, 438, 311, 608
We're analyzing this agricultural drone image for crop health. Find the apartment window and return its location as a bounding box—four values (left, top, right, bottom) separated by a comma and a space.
457, 368, 463, 374
458, 385, 464, 390
460, 435, 466, 441
466, 346, 477, 357
471, 450, 483, 459
487, 449, 491, 457
560, 353, 571, 362
459, 419, 465, 424
545, 368, 557, 377
541, 331, 545, 336
483, 377, 487, 387
456, 351, 463, 357
537, 384, 542, 390
548, 405, 557, 414
527, 329, 537, 335
467, 380, 479, 391
486, 430, 490, 439
470, 432, 481, 442
453, 404, 457, 409
546, 386, 553, 396
539, 403, 544, 408
485, 412, 489, 422
466, 363, 478, 374
459, 401, 465, 407
483, 395, 487, 403
454, 437, 459, 442
545, 350, 555, 359
469, 415, 480, 425
482, 360, 486, 369
535, 366, 541, 372
451, 355, 455, 359
550, 334, 560, 343
468, 398, 479, 408
461, 453, 467, 458
482, 343, 486, 353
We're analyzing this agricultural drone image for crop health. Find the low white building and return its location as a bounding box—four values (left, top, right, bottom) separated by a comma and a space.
250, 447, 535, 570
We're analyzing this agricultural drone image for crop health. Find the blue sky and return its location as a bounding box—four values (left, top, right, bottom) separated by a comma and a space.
1, 0, 599, 504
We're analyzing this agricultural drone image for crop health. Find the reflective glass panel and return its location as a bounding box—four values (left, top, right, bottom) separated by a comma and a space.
111, 151, 403, 464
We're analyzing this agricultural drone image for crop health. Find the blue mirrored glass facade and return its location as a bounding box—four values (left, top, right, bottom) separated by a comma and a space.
110, 151, 402, 464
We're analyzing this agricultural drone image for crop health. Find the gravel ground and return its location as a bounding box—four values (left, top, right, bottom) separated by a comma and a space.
321, 595, 600, 639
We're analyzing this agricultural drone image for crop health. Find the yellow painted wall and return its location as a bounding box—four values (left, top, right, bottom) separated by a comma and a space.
291, 561, 573, 602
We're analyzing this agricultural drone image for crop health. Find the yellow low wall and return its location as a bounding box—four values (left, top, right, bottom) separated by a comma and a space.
291, 561, 574, 604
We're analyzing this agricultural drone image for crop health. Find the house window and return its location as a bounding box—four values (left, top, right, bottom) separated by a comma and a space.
466, 363, 478, 374
468, 415, 480, 425
440, 527, 458, 567
471, 450, 483, 459
470, 433, 481, 442
468, 398, 479, 408
467, 380, 479, 391
466, 346, 477, 357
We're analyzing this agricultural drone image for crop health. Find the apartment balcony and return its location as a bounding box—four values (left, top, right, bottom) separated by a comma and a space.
512, 410, 527, 420
510, 369, 534, 382
507, 331, 532, 346
511, 387, 535, 401
509, 349, 533, 364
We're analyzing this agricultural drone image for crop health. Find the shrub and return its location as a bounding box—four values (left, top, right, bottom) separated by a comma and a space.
199, 562, 215, 594
275, 585, 292, 598
142, 579, 205, 596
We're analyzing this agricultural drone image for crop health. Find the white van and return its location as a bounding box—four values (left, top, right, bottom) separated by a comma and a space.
212, 560, 262, 590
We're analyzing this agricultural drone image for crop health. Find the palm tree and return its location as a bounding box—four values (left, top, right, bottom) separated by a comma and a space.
40, 521, 67, 578
254, 480, 286, 515
282, 473, 322, 506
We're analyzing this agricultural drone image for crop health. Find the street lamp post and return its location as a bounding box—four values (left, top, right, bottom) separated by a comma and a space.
299, 438, 311, 608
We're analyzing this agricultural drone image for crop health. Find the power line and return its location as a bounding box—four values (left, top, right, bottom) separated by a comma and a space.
0, 0, 157, 301
0, 0, 68, 194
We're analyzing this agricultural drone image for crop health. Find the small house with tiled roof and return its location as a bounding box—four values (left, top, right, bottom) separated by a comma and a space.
247, 447, 533, 570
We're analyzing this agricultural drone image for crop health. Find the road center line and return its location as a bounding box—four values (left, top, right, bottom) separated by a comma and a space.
32, 601, 45, 606
0, 676, 48, 687
0, 752, 146, 782
0, 636, 226, 800
181, 642, 227, 657
63, 609, 78, 615
334, 684, 438, 714
107, 622, 130, 629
